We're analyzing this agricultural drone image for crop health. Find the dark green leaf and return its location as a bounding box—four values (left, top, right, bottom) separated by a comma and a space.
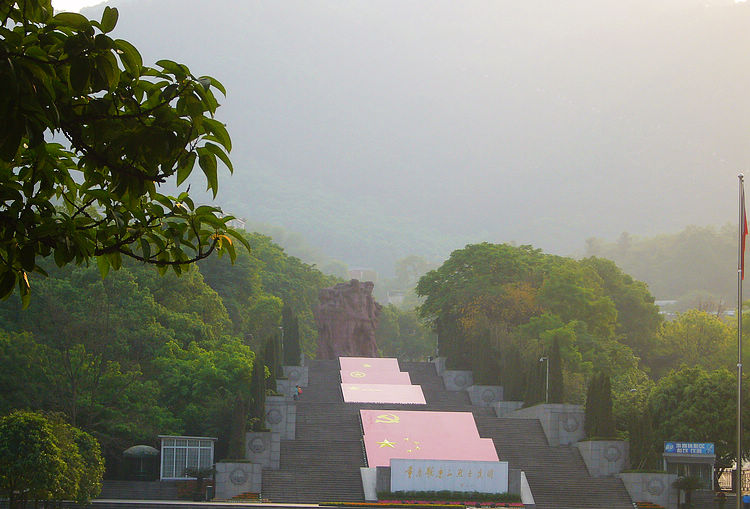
108, 251, 122, 270
95, 53, 120, 89
155, 59, 189, 77
203, 118, 232, 151
0, 271, 16, 300
197, 149, 218, 197
53, 247, 67, 267
100, 6, 119, 33
94, 34, 113, 50
53, 12, 92, 31
96, 255, 109, 278
20, 244, 35, 272
204, 142, 233, 173
114, 39, 143, 75
140, 239, 151, 260
70, 56, 90, 93
0, 122, 23, 162
176, 152, 196, 187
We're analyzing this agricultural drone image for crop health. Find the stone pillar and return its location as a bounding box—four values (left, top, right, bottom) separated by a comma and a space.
576, 440, 629, 477
376, 466, 392, 494
214, 461, 262, 499
509, 404, 585, 446
441, 370, 473, 391
276, 378, 294, 401
467, 385, 504, 407
283, 365, 309, 387
264, 395, 296, 440
245, 431, 280, 470
432, 357, 447, 376
618, 472, 679, 509
361, 467, 378, 501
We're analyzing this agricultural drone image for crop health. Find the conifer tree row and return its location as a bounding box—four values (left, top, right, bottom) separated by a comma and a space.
584, 372, 616, 438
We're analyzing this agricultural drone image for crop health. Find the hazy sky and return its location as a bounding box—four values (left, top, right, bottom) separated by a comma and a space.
60, 0, 750, 270
51, 0, 106, 11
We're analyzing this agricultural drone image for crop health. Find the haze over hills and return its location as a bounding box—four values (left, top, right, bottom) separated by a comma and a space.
85, 0, 750, 275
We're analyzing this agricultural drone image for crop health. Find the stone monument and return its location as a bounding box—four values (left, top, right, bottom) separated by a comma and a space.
314, 279, 381, 359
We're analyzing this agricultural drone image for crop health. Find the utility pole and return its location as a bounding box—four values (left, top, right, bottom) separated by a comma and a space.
539, 356, 549, 404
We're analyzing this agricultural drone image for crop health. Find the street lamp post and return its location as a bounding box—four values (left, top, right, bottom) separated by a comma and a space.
539, 356, 549, 404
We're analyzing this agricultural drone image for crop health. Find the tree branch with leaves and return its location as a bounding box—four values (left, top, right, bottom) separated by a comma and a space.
0, 0, 248, 307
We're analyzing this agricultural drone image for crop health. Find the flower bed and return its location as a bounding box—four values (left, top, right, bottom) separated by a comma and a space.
381, 502, 523, 508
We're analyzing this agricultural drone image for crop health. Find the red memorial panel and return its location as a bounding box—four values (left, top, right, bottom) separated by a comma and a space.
340, 370, 412, 384
342, 383, 426, 404
339, 357, 401, 373
360, 410, 498, 467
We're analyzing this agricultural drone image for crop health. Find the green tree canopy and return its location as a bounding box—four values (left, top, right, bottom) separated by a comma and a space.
0, 0, 247, 307
649, 310, 733, 378
416, 243, 658, 400
648, 366, 750, 477
0, 411, 103, 507
0, 411, 65, 507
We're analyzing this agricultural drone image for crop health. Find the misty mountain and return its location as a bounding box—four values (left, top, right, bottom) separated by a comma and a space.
85, 0, 750, 274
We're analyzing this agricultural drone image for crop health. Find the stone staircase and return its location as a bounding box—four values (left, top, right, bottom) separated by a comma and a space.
261, 359, 366, 502
262, 359, 634, 509
474, 417, 633, 509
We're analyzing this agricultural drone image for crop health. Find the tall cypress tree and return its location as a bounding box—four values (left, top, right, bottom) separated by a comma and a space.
585, 372, 616, 438
263, 334, 281, 391
523, 359, 545, 406
549, 338, 564, 403
250, 357, 266, 430
282, 305, 302, 366
584, 372, 599, 438
599, 373, 615, 437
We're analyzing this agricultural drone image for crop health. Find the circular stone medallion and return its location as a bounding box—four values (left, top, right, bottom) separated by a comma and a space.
481, 388, 496, 403
249, 437, 266, 453
647, 478, 665, 496
266, 409, 283, 424
454, 374, 468, 388
562, 414, 580, 433
230, 468, 248, 485
604, 444, 622, 462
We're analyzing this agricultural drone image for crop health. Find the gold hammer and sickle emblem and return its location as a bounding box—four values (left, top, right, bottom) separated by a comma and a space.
375, 413, 400, 424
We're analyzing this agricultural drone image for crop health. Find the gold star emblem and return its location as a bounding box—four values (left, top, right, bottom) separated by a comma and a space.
377, 439, 397, 448
363, 363, 372, 368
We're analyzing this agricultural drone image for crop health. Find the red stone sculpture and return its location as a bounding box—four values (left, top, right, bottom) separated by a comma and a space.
314, 279, 382, 359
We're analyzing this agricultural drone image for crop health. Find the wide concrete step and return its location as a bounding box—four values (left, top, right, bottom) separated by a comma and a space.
267, 360, 635, 509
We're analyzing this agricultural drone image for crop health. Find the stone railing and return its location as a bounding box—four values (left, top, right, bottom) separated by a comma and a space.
575, 439, 629, 477
508, 403, 585, 446
618, 472, 679, 509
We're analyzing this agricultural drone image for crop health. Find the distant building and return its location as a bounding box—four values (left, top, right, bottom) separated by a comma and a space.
654, 300, 678, 321
349, 268, 377, 282
387, 290, 406, 306
225, 217, 247, 231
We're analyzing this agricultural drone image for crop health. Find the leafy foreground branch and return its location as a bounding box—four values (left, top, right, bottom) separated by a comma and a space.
0, 0, 247, 307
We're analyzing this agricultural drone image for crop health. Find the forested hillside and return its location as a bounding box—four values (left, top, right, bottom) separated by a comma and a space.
0, 232, 338, 475
584, 225, 736, 304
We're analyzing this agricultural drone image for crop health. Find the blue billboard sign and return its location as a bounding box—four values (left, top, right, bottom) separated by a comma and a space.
664, 442, 714, 455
